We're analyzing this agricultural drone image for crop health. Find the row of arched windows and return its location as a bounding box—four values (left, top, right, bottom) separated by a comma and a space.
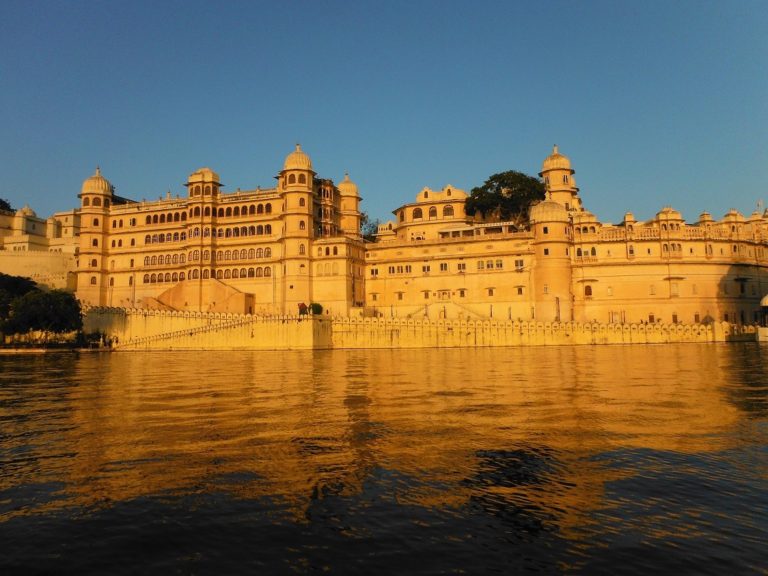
662, 243, 683, 252
575, 247, 598, 257
144, 247, 274, 264
317, 246, 339, 256
144, 253, 187, 266
188, 225, 273, 238
412, 206, 455, 220
577, 226, 598, 234
82, 197, 110, 207
143, 203, 275, 224
286, 174, 307, 185
145, 232, 188, 244
142, 267, 273, 283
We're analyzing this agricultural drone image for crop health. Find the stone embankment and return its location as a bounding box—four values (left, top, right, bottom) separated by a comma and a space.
84, 307, 757, 351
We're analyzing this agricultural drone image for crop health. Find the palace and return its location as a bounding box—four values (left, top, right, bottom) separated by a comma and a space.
2, 145, 768, 325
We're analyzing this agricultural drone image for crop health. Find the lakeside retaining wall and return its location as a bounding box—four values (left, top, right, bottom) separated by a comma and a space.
84, 307, 758, 350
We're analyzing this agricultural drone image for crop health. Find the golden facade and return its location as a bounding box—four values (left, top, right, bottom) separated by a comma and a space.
3, 145, 768, 325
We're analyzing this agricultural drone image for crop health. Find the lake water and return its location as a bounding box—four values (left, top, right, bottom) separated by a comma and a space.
0, 344, 766, 574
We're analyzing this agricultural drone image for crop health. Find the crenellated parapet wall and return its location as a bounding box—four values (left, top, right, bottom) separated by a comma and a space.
331, 317, 755, 348
83, 307, 757, 350
84, 307, 331, 350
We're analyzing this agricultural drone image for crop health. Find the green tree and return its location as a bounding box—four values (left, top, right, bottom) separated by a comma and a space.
3, 289, 82, 335
464, 171, 545, 227
0, 198, 12, 212
359, 211, 381, 241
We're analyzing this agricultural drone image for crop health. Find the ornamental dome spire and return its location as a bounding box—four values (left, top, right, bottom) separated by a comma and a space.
283, 144, 313, 171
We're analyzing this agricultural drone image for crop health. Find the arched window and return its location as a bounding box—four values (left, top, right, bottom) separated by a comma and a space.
203, 228, 210, 237
193, 250, 200, 261
180, 232, 187, 241
160, 214, 166, 224
288, 174, 296, 184
173, 232, 179, 242
264, 248, 272, 257
298, 174, 306, 184
299, 197, 306, 207
576, 248, 582, 257
299, 244, 306, 255
249, 205, 255, 215
325, 247, 330, 256
172, 273, 178, 281
249, 226, 256, 236
225, 250, 231, 260
152, 234, 159, 243
181, 213, 187, 222
234, 206, 240, 217
145, 215, 151, 225
193, 207, 201, 217
180, 254, 186, 263
333, 246, 338, 255
93, 197, 102, 207
174, 213, 180, 222
151, 256, 157, 265
202, 269, 209, 279
248, 268, 255, 277
204, 185, 211, 196
257, 204, 264, 214
265, 203, 272, 214
264, 266, 271, 277
248, 248, 255, 259
83, 197, 90, 206
240, 226, 247, 236
265, 225, 272, 234
179, 272, 185, 281
224, 269, 231, 279
164, 273, 171, 282
91, 258, 97, 267
204, 207, 210, 217
150, 273, 157, 283
165, 233, 172, 242
240, 268, 247, 277
256, 248, 263, 258
111, 240, 116, 248
413, 208, 423, 220
255, 267, 263, 277
203, 250, 210, 261
429, 206, 437, 219
93, 218, 100, 226
216, 270, 223, 279
144, 256, 150, 265
233, 228, 240, 238
443, 205, 454, 218
191, 270, 199, 279
145, 235, 151, 244
256, 225, 264, 235
299, 221, 306, 231
172, 254, 178, 264
165, 255, 171, 265
143, 274, 150, 284
92, 239, 98, 247
240, 249, 247, 259
590, 247, 597, 256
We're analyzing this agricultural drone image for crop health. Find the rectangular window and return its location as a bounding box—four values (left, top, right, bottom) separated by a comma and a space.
370, 268, 379, 277
517, 287, 523, 295
695, 313, 700, 323
424, 291, 430, 299
457, 262, 466, 272
543, 226, 549, 234
514, 259, 524, 269
372, 294, 378, 301
440, 263, 448, 272
397, 292, 403, 300
543, 284, 549, 294
671, 282, 679, 297
495, 260, 503, 269
477, 261, 484, 270
628, 245, 635, 256
422, 265, 430, 273
543, 248, 549, 256
396, 265, 403, 274
388, 266, 395, 274
649, 285, 656, 295
405, 265, 412, 273
459, 289, 465, 298
487, 288, 494, 297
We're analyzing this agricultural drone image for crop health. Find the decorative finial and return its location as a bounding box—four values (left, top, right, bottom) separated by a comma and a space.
344, 172, 350, 180
95, 166, 101, 176
295, 143, 301, 151
553, 144, 558, 154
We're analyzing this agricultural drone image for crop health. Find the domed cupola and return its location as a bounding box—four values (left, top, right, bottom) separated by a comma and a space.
538, 145, 581, 212
337, 172, 359, 197
541, 145, 573, 173
529, 199, 569, 224
80, 167, 113, 196
283, 144, 313, 171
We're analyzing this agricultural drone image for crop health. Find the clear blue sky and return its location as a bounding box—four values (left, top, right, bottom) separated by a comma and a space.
1, 0, 766, 224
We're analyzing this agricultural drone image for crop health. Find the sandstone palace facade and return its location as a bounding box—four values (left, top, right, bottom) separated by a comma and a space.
3, 145, 768, 325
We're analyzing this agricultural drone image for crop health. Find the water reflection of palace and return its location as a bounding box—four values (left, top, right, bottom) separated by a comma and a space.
3, 146, 768, 325
3, 346, 735, 530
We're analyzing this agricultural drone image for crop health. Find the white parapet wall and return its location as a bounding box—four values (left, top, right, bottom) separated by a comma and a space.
84, 307, 757, 350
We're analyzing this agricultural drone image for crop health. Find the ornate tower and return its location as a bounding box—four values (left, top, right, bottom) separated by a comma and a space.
77, 168, 113, 306
279, 145, 315, 313
539, 145, 582, 212
337, 173, 362, 238
530, 200, 573, 322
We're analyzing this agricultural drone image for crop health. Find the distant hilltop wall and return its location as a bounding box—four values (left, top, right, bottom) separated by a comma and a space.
84, 307, 757, 350
0, 251, 76, 290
